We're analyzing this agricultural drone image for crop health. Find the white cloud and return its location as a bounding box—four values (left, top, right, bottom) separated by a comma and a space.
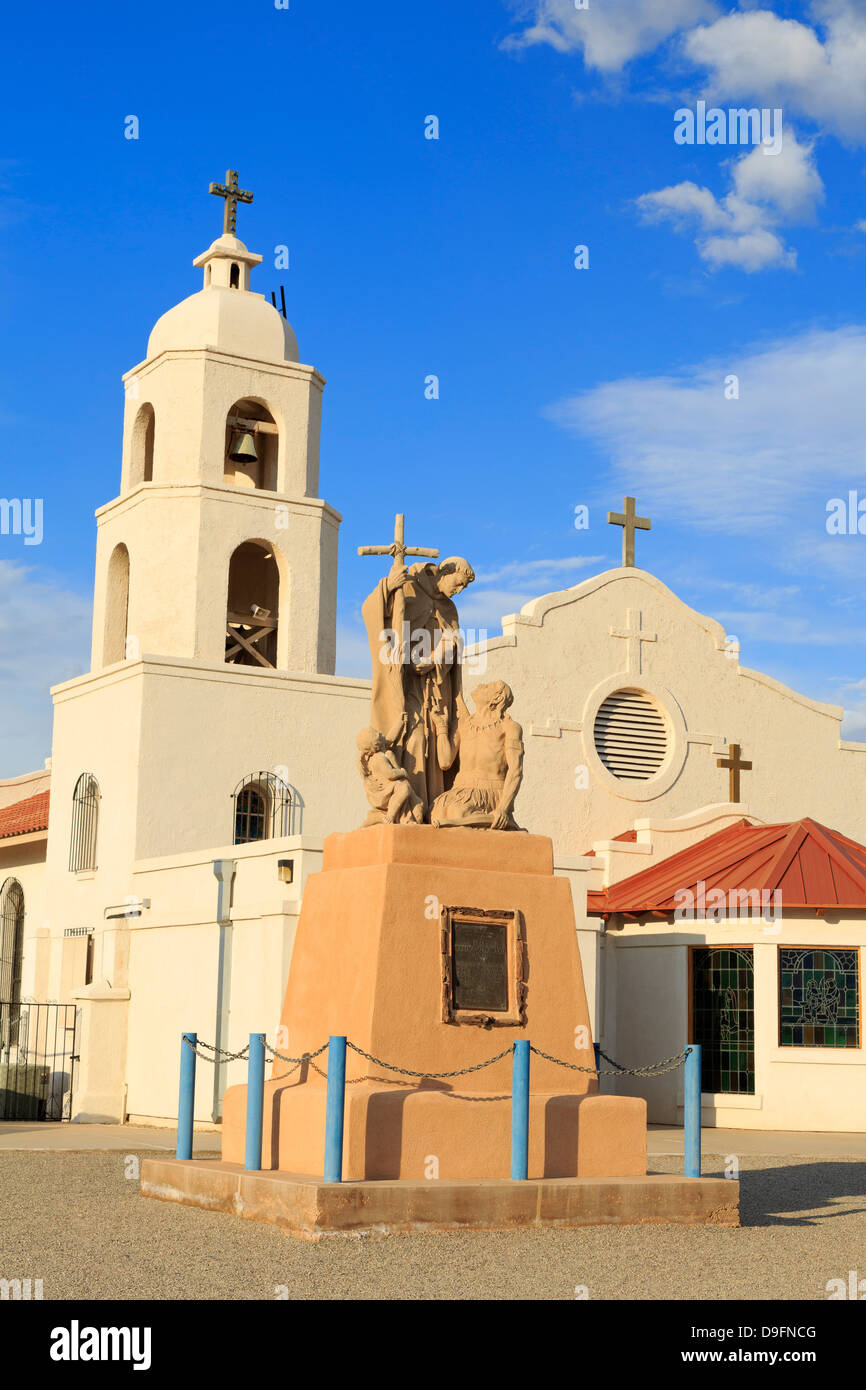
637, 130, 823, 271
832, 674, 866, 740
684, 1, 866, 144
842, 705, 866, 740
704, 580, 800, 608
338, 557, 606, 663
0, 561, 91, 777
544, 323, 866, 538
474, 555, 604, 585
713, 608, 866, 647
461, 555, 606, 633
733, 133, 824, 219
504, 0, 866, 138
502, 0, 717, 72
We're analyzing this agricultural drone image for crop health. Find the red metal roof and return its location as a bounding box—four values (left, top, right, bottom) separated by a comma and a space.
0, 790, 50, 841
586, 817, 866, 916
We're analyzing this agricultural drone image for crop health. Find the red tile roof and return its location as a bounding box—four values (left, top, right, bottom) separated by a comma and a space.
0, 790, 50, 841
587, 817, 866, 916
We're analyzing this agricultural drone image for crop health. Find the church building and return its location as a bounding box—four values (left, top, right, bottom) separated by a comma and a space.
2, 176, 865, 1136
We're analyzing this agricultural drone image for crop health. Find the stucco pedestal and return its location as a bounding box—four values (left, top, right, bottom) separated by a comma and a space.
221, 824, 646, 1180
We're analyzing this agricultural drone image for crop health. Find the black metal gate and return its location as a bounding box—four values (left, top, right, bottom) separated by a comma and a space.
0, 1002, 78, 1121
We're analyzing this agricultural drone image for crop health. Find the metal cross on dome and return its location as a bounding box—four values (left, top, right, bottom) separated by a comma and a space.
209, 168, 254, 236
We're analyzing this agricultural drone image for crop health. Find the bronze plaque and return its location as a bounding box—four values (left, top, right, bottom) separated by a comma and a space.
452, 919, 509, 1012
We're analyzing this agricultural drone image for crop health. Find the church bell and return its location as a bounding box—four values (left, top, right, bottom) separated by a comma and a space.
228, 428, 258, 464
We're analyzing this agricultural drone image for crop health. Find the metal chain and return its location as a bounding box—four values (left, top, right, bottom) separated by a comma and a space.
264, 1041, 329, 1065
530, 1044, 692, 1077
346, 1040, 513, 1079
183, 1035, 691, 1080
183, 1037, 250, 1062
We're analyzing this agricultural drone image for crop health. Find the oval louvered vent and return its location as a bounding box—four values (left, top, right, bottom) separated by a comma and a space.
593, 688, 669, 781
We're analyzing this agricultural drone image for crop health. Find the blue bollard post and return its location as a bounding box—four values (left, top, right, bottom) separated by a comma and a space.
510, 1040, 530, 1180
323, 1035, 347, 1183
176, 1032, 196, 1160
593, 1041, 601, 1083
244, 1033, 266, 1171
684, 1043, 702, 1178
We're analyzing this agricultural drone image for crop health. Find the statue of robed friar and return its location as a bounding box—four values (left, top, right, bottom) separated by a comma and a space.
359, 514, 475, 817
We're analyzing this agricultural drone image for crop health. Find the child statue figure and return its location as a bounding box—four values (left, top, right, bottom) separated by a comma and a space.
357, 715, 425, 827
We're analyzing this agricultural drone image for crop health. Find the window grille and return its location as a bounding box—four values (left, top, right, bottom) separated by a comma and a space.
69, 773, 100, 872
0, 879, 24, 1006
232, 772, 293, 845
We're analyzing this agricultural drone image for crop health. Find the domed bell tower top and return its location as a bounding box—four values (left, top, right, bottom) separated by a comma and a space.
90, 169, 339, 676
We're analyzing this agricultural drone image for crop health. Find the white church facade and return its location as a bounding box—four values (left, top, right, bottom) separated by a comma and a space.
2, 182, 866, 1136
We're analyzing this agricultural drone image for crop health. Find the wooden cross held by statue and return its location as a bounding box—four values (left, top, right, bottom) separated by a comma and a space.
209, 168, 254, 236
607, 496, 651, 568
717, 743, 752, 802
357, 513, 439, 571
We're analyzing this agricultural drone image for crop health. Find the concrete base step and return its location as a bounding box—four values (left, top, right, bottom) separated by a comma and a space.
141, 1158, 739, 1239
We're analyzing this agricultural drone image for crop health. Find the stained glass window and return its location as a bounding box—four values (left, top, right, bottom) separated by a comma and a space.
691, 947, 755, 1094
779, 948, 860, 1048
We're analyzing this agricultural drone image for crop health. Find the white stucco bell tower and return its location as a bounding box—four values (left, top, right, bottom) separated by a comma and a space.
90, 176, 339, 676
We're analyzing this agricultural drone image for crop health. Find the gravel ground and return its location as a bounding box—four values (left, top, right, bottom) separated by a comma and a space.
1, 1151, 864, 1300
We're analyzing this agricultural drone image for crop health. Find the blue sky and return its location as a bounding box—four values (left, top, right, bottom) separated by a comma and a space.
3, 0, 866, 775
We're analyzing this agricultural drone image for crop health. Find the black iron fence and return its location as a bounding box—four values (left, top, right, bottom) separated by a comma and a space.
0, 1002, 77, 1121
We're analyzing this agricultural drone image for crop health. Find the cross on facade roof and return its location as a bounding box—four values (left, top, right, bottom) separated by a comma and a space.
209, 168, 254, 236
357, 513, 439, 569
609, 608, 658, 676
717, 743, 752, 802
607, 496, 651, 568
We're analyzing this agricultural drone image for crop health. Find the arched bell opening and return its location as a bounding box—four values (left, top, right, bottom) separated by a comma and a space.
103, 543, 130, 666
230, 262, 240, 289
130, 402, 155, 485
224, 398, 278, 491
225, 540, 280, 669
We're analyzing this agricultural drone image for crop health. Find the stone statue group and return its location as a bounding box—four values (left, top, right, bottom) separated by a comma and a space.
356, 536, 524, 831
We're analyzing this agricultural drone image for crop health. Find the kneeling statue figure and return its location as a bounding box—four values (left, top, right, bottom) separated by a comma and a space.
430, 680, 523, 830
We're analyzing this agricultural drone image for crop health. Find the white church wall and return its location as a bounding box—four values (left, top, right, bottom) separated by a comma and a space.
613, 919, 866, 1132
478, 569, 866, 855
123, 836, 319, 1122
134, 660, 369, 857
45, 666, 144, 1002
125, 920, 218, 1122
0, 767, 50, 811
0, 839, 47, 1001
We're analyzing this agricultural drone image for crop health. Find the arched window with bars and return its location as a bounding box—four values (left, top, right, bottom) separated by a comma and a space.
232, 772, 293, 845
69, 774, 100, 872
0, 879, 24, 1006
